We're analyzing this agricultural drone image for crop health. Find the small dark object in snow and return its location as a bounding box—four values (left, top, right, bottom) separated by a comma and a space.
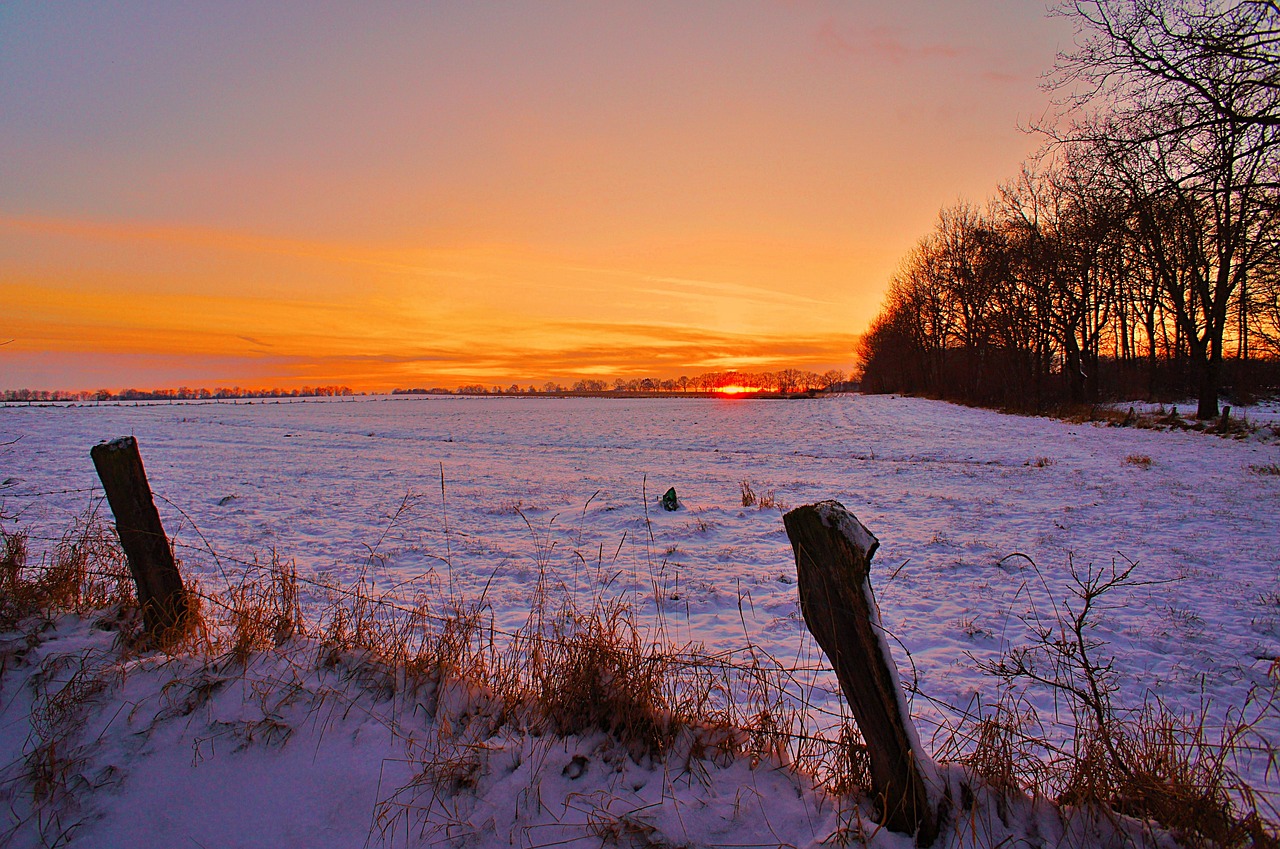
563, 755, 588, 779
217, 495, 237, 506
661, 487, 679, 511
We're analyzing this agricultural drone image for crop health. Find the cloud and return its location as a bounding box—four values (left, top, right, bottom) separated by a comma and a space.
0, 318, 860, 391
263, 321, 860, 386
636, 275, 840, 309
981, 69, 1023, 84
816, 19, 963, 64
0, 214, 427, 277
1, 213, 866, 390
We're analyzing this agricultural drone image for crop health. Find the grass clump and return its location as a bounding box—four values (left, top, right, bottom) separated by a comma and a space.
739, 480, 786, 510
218, 551, 305, 665
1124, 454, 1154, 469
518, 594, 673, 753
0, 512, 134, 632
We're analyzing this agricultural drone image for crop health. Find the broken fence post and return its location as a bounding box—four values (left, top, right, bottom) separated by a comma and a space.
90, 436, 189, 642
783, 500, 939, 847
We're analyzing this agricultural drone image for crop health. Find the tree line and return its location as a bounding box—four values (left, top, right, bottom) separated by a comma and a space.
3, 386, 355, 403
4, 369, 855, 403
401, 369, 851, 396
858, 0, 1279, 418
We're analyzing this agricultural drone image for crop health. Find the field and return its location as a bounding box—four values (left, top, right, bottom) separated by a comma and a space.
2, 394, 1279, 846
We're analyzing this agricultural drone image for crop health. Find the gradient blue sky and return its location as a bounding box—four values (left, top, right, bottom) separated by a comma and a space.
1, 1, 1069, 390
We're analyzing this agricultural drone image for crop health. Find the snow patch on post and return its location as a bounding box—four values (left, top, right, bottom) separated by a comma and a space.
813, 499, 880, 559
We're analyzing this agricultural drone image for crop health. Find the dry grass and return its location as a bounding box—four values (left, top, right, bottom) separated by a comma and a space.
965, 556, 1280, 848
1060, 404, 1269, 441
215, 550, 305, 665
1124, 454, 1154, 469
184, 526, 796, 772
1250, 464, 1280, 476
739, 480, 786, 511
5, 508, 1278, 848
0, 516, 130, 848
1043, 698, 1280, 849
0, 511, 134, 632
508, 591, 676, 753
1113, 702, 1274, 848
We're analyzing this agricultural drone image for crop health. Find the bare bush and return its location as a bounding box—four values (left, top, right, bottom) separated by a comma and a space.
973, 555, 1279, 846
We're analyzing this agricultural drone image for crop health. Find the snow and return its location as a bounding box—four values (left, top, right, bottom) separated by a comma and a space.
2, 394, 1278, 846
0, 615, 1180, 849
813, 498, 880, 560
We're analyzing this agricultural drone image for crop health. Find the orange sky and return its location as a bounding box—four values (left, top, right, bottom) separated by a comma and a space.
0, 2, 1068, 391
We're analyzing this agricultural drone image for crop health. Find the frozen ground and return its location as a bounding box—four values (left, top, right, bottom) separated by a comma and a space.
2, 394, 1278, 846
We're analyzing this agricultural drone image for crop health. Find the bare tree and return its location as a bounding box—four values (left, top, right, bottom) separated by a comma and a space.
1049, 0, 1280, 416
1050, 0, 1279, 159
1001, 163, 1127, 403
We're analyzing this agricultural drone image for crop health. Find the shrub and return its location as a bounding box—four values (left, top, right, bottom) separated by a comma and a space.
975, 556, 1279, 847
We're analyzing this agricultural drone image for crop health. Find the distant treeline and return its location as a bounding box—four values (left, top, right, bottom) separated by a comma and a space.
398, 369, 852, 396
3, 386, 355, 402
857, 0, 1279, 419
3, 370, 858, 403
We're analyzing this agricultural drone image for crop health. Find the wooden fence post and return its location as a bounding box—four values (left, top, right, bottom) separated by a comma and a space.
783, 501, 939, 846
90, 436, 189, 642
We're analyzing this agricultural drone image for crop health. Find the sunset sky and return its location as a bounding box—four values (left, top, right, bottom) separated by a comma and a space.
1, 2, 1068, 391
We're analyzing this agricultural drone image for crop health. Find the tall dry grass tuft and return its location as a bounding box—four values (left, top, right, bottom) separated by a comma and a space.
214, 550, 305, 665
521, 594, 673, 754
488, 549, 680, 757
739, 480, 785, 511
945, 693, 1053, 798
0, 510, 134, 631
0, 530, 30, 628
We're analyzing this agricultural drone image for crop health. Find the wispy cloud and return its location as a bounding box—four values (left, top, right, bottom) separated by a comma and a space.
0, 214, 437, 277
1, 314, 860, 390
816, 19, 963, 64
1, 212, 864, 390
637, 275, 840, 309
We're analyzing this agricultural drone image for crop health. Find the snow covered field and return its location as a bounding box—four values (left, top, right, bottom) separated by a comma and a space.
2, 394, 1279, 845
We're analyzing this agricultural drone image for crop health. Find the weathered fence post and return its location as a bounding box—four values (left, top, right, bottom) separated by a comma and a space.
91, 436, 189, 643
783, 501, 939, 846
